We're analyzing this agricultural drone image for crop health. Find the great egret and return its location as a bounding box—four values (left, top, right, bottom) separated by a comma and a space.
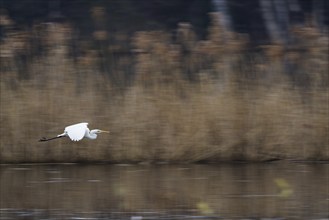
39, 122, 109, 142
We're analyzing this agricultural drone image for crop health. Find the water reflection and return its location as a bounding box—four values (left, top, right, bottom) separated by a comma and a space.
0, 162, 328, 219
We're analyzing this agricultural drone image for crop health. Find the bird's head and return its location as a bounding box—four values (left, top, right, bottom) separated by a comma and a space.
91, 129, 110, 134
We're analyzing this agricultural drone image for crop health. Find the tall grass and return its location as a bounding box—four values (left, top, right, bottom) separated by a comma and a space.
0, 13, 328, 163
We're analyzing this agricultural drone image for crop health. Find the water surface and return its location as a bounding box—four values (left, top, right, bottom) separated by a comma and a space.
0, 162, 328, 219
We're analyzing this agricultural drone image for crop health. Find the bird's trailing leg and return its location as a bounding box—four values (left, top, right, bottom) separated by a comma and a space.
39, 135, 65, 142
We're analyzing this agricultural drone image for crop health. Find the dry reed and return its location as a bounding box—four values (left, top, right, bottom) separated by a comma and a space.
0, 13, 328, 163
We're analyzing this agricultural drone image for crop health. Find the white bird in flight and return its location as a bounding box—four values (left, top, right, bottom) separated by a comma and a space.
39, 122, 109, 142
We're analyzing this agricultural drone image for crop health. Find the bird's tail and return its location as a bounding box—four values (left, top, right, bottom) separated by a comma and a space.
57, 133, 66, 138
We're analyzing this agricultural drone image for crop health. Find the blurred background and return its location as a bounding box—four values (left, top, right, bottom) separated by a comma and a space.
0, 1, 328, 219
0, 0, 328, 162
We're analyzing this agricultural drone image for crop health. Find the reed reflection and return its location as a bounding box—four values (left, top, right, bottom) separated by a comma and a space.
0, 163, 328, 219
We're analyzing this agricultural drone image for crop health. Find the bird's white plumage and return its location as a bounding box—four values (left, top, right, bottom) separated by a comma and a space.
39, 122, 109, 142
64, 122, 88, 141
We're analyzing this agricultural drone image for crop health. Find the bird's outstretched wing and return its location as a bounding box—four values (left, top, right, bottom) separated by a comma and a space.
64, 122, 88, 141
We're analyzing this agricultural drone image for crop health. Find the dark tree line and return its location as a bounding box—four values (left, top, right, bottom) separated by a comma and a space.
213, 0, 328, 44
1, 0, 327, 45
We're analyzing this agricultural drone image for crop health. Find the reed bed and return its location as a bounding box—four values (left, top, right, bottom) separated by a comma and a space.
0, 13, 328, 163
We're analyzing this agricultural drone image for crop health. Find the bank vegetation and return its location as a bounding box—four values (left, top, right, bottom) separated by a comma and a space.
0, 13, 328, 163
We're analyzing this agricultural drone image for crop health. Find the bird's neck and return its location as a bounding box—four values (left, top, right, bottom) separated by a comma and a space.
85, 129, 97, 140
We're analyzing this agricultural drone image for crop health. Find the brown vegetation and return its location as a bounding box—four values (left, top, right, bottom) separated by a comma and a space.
0, 13, 328, 163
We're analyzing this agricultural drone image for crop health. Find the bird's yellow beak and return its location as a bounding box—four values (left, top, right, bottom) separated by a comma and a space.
100, 130, 110, 133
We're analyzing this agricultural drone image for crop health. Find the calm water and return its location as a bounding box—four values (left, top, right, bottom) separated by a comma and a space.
0, 162, 328, 220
